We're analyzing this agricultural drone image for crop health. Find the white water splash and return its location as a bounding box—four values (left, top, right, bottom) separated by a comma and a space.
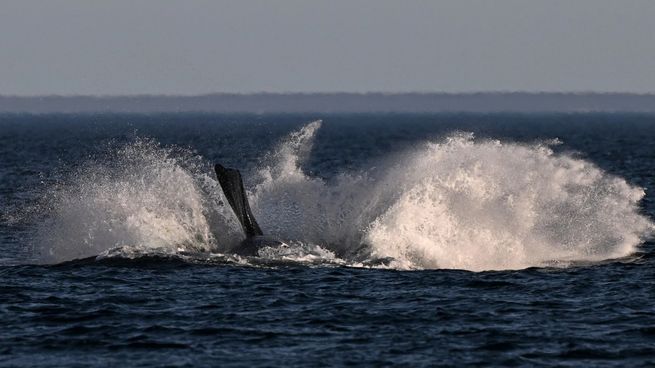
250, 125, 653, 271
34, 139, 243, 263
362, 135, 653, 270
34, 123, 653, 271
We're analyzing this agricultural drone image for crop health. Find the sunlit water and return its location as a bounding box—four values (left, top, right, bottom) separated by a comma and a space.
1, 113, 654, 366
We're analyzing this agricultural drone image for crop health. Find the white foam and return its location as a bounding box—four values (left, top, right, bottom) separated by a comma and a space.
34, 123, 653, 271
34, 138, 243, 263
250, 127, 653, 271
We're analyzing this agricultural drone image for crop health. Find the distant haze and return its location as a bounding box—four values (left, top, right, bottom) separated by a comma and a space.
1, 0, 654, 95
3, 93, 655, 114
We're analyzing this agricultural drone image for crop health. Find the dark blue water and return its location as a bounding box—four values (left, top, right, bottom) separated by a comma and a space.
1, 113, 654, 366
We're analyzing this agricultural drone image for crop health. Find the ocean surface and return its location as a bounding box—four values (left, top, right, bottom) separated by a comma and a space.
1, 113, 654, 366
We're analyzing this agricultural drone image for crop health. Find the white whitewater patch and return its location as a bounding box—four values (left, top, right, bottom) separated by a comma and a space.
257, 241, 342, 264
250, 124, 653, 271
34, 139, 243, 263
363, 135, 653, 270
34, 122, 653, 271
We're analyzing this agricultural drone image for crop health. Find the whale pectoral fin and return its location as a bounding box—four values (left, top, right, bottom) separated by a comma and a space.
214, 164, 263, 237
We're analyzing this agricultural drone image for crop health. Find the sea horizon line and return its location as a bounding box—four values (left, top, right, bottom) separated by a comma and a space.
2, 92, 655, 113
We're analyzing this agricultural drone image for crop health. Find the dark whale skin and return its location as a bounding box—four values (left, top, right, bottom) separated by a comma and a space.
233, 235, 285, 256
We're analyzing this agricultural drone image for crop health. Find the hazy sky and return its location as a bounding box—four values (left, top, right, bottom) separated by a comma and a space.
1, 0, 654, 95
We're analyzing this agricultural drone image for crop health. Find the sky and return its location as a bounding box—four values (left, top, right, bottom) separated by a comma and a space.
1, 0, 654, 95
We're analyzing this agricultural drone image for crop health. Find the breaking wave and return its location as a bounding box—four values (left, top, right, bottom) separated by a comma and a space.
33, 121, 653, 271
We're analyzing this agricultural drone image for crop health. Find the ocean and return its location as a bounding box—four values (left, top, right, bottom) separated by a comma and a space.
1, 113, 654, 366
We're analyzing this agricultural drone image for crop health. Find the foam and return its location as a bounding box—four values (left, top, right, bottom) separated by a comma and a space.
33, 139, 243, 263
34, 123, 653, 270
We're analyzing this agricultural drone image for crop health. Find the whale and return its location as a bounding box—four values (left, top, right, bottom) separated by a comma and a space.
214, 164, 284, 256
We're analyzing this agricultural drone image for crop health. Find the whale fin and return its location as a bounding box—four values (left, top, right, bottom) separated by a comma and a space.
214, 164, 263, 237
